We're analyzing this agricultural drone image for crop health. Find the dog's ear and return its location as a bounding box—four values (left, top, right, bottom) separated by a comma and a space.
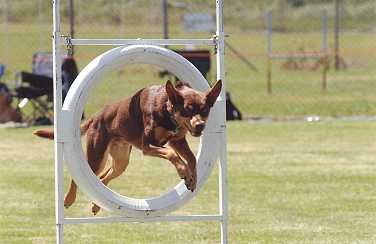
165, 80, 183, 106
206, 80, 222, 107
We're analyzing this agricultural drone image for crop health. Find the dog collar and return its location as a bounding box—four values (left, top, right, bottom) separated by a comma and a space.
169, 114, 181, 134
164, 103, 181, 134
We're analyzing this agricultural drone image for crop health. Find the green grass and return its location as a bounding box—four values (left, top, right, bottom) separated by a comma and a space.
1, 121, 376, 243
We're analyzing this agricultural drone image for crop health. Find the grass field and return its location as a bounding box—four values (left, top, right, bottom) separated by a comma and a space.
1, 121, 376, 243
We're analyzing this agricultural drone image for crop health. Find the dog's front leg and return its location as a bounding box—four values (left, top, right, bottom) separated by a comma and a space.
141, 128, 194, 191
142, 144, 194, 190
169, 138, 197, 191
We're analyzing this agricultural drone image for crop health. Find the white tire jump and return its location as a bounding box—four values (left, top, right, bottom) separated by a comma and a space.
62, 45, 222, 218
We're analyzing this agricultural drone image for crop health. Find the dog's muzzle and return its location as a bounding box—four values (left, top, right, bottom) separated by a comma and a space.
191, 124, 205, 137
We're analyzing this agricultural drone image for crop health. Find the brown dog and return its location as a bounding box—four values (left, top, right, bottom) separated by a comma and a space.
34, 80, 222, 215
0, 90, 22, 123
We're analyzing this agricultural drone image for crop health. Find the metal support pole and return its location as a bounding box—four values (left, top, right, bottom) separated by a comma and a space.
216, 0, 228, 243
68, 0, 75, 56
267, 57, 272, 94
53, 0, 64, 243
162, 0, 169, 39
322, 56, 329, 92
321, 9, 328, 54
64, 215, 223, 224
321, 9, 329, 92
334, 0, 341, 70
322, 62, 327, 92
120, 0, 126, 35
266, 11, 273, 94
67, 38, 215, 46
266, 11, 272, 57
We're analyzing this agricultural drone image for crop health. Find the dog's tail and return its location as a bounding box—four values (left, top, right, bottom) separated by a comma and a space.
33, 118, 93, 140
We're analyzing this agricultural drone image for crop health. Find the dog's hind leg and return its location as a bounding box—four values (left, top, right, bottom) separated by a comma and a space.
64, 126, 110, 211
83, 123, 111, 214
64, 129, 110, 210
64, 180, 77, 208
86, 130, 110, 176
91, 140, 132, 215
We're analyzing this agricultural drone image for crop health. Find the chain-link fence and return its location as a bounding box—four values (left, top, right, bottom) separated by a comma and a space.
1, 0, 375, 119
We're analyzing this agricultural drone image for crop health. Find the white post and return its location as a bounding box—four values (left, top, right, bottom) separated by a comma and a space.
216, 0, 228, 243
53, 0, 64, 243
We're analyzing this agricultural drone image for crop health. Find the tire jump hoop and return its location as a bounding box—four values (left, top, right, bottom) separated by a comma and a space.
62, 45, 222, 218
53, 0, 227, 243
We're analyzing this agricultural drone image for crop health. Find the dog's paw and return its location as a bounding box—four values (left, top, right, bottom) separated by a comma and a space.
191, 169, 197, 191
183, 169, 197, 192
91, 203, 101, 215
184, 177, 196, 192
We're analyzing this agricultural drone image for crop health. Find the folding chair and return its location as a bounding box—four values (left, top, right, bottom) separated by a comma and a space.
14, 52, 78, 125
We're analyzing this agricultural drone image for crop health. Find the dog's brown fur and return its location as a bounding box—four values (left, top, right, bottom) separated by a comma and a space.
0, 91, 22, 123
34, 80, 222, 215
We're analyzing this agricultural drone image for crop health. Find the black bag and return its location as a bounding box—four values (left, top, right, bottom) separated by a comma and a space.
226, 92, 242, 121
61, 57, 79, 100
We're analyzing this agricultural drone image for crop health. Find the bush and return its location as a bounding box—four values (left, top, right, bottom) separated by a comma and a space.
287, 0, 306, 8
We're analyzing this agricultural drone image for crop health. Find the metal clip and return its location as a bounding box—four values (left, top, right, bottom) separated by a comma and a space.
62, 35, 73, 56
212, 33, 228, 54
212, 34, 219, 54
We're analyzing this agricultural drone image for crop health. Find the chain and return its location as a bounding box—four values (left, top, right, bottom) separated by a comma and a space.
62, 35, 73, 56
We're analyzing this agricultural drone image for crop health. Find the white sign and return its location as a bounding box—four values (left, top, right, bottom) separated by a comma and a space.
183, 13, 215, 32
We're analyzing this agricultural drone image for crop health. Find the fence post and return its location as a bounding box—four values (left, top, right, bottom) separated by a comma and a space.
68, 0, 75, 56
266, 11, 273, 94
162, 0, 169, 39
321, 9, 328, 54
334, 0, 341, 70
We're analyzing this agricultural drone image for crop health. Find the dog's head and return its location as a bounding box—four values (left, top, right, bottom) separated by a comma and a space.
166, 80, 222, 137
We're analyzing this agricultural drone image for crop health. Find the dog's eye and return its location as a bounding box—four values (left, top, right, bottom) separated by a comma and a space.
180, 105, 195, 117
180, 109, 193, 117
200, 107, 210, 117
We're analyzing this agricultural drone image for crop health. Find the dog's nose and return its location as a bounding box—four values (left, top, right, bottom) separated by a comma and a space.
195, 123, 205, 132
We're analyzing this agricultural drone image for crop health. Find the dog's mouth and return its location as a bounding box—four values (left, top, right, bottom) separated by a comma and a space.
184, 122, 201, 137
191, 131, 202, 137
184, 122, 203, 137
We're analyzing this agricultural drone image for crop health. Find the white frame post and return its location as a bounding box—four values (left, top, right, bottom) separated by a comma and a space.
216, 1, 228, 243
52, 0, 64, 243
52, 0, 227, 243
